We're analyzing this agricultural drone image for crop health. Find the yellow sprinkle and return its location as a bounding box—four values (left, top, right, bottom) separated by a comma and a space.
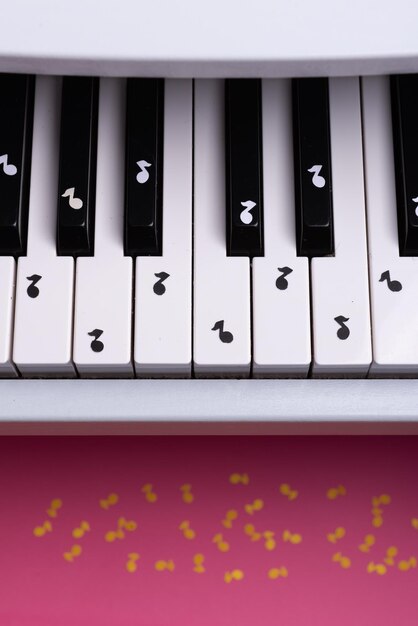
126, 560, 137, 573
244, 499, 264, 515
265, 538, 276, 551
359, 534, 376, 553
224, 569, 244, 583
180, 521, 196, 540
332, 552, 351, 568
398, 557, 417, 571
268, 567, 288, 579
125, 521, 137, 532
128, 552, 140, 561
244, 524, 255, 536
213, 533, 230, 552
229, 473, 249, 485
372, 516, 383, 528
372, 507, 383, 516
283, 530, 302, 544
279, 484, 298, 500
193, 554, 205, 573
411, 518, 418, 530
367, 562, 387, 575
46, 508, 57, 518
100, 493, 118, 509
222, 510, 238, 528
33, 520, 52, 537
71, 544, 82, 556
180, 483, 192, 491
327, 527, 346, 544
51, 499, 62, 510
155, 559, 175, 572
142, 484, 158, 502
63, 552, 74, 562
379, 494, 391, 505
327, 485, 346, 500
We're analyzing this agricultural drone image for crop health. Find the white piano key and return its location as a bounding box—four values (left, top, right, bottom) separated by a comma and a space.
362, 76, 418, 376
73, 79, 133, 377
194, 80, 251, 376
252, 80, 310, 377
0, 258, 17, 377
13, 77, 75, 377
311, 77, 372, 376
134, 80, 192, 377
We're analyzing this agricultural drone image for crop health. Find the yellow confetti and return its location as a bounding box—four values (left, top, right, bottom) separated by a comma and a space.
33, 520, 52, 537
243, 523, 262, 541
222, 509, 238, 529
100, 493, 119, 510
244, 499, 264, 515
327, 485, 346, 500
282, 530, 302, 544
72, 521, 91, 539
411, 518, 418, 530
141, 484, 157, 503
384, 546, 398, 566
155, 560, 175, 572
63, 544, 82, 563
213, 533, 230, 552
263, 531, 276, 551
327, 527, 346, 544
193, 553, 205, 574
359, 534, 375, 553
372, 516, 383, 528
224, 569, 244, 583
105, 529, 125, 542
332, 552, 351, 569
179, 520, 196, 540
126, 553, 140, 573
268, 566, 288, 579
398, 557, 417, 571
180, 484, 194, 504
367, 562, 387, 575
229, 473, 249, 485
279, 484, 298, 501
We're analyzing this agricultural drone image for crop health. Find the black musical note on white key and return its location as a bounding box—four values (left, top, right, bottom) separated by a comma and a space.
0, 154, 17, 176
379, 270, 402, 292
88, 328, 104, 353
276, 266, 293, 291
153, 271, 170, 295
212, 320, 234, 344
26, 274, 42, 298
334, 315, 350, 340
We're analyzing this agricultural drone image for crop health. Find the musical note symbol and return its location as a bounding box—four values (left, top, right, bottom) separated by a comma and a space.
211, 320, 234, 344
0, 154, 17, 176
240, 200, 256, 225
334, 315, 350, 340
412, 197, 418, 216
88, 328, 104, 353
307, 165, 326, 188
379, 270, 402, 292
153, 271, 170, 295
276, 266, 293, 290
136, 160, 152, 184
62, 187, 83, 210
26, 274, 42, 298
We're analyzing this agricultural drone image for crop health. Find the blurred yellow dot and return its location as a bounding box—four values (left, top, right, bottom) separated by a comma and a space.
411, 518, 418, 530
372, 516, 383, 528
33, 526, 45, 537
51, 499, 62, 510
126, 560, 137, 573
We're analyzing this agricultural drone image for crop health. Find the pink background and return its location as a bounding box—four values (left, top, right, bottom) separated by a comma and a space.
0, 436, 417, 626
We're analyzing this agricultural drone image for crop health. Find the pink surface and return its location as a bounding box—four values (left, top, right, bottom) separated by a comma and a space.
0, 436, 418, 626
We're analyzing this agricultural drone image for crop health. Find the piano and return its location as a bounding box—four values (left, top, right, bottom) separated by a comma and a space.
1, 0, 418, 434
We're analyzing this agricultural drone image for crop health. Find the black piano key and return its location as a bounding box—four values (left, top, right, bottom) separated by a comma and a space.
292, 78, 334, 257
0, 74, 34, 256
225, 79, 264, 257
57, 77, 99, 256
390, 74, 418, 256
124, 78, 164, 256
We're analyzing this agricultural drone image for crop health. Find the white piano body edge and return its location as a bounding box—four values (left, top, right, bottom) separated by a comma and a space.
0, 380, 417, 435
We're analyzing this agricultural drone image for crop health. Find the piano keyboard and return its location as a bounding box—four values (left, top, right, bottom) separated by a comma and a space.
1, 73, 418, 379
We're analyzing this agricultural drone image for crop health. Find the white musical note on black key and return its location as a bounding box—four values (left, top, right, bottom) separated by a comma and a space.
239, 200, 256, 225
136, 160, 152, 184
62, 187, 83, 210
307, 164, 326, 188
0, 154, 17, 176
412, 196, 418, 217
